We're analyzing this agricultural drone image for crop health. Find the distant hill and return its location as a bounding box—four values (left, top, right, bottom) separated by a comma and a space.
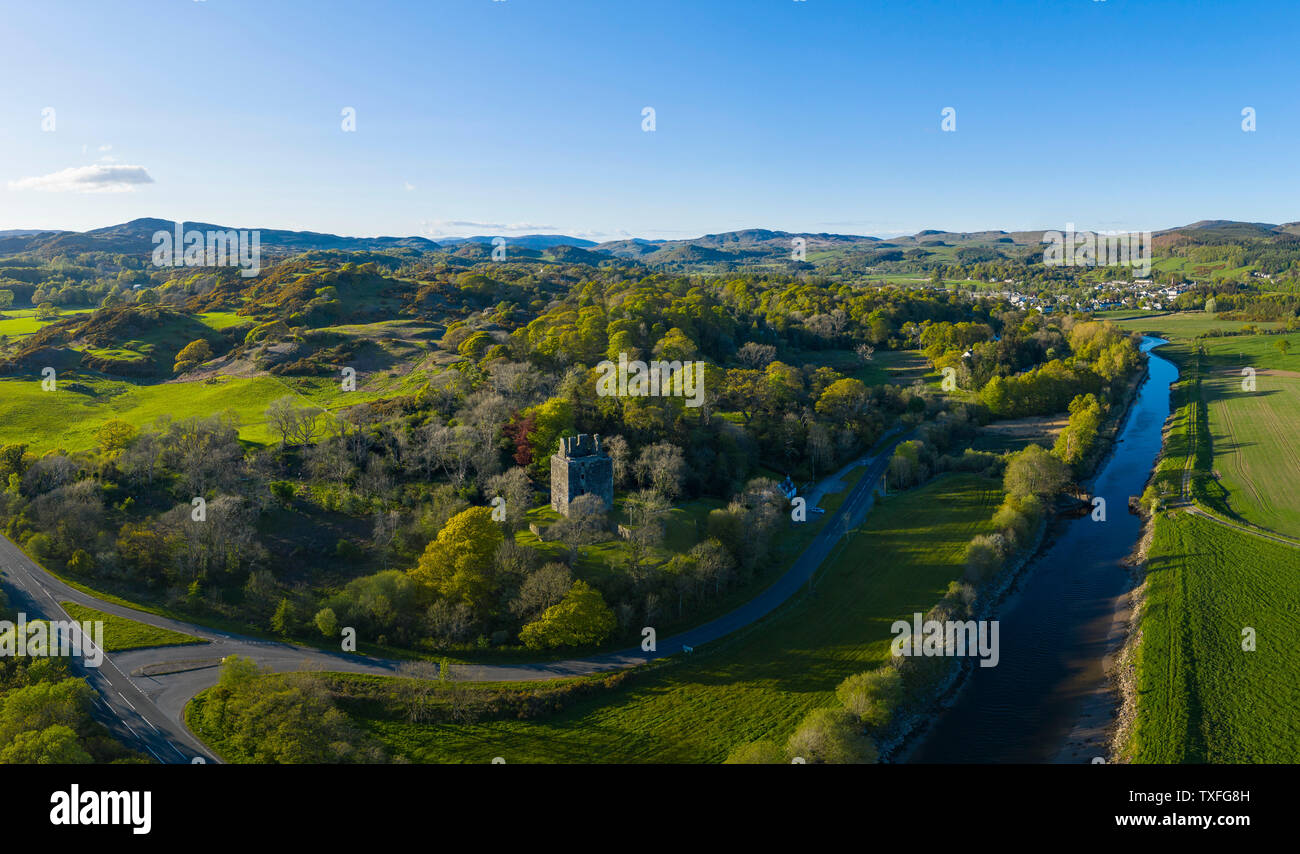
434, 234, 598, 250
1147, 220, 1300, 251
3, 218, 1298, 272
447, 241, 542, 261
595, 229, 882, 264
0, 218, 440, 257
547, 244, 612, 265
0, 228, 67, 237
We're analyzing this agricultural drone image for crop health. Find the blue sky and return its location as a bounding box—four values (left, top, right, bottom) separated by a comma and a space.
3, 0, 1298, 240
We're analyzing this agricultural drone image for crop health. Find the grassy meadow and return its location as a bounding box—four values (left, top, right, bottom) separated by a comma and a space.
1113, 310, 1286, 341
0, 374, 294, 451
1196, 367, 1300, 537
0, 307, 96, 338
1130, 512, 1300, 763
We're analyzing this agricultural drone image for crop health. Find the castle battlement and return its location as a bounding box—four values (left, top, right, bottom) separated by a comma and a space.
558, 433, 602, 459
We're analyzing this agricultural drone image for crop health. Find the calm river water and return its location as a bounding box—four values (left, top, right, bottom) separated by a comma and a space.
911, 337, 1177, 763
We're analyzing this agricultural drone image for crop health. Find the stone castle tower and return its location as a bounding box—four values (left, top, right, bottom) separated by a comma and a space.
550, 433, 614, 517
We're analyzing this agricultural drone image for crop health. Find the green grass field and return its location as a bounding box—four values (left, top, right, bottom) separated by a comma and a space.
195, 310, 253, 331
1194, 367, 1300, 537
796, 348, 933, 388
1113, 311, 1285, 341
1093, 309, 1166, 321
0, 307, 95, 338
343, 473, 1000, 763
59, 601, 205, 652
1131, 512, 1300, 762
0, 373, 297, 451
1128, 320, 1300, 536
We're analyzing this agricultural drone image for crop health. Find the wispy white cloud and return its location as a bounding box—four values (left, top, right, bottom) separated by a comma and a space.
9, 164, 155, 194
419, 220, 660, 241
420, 219, 561, 237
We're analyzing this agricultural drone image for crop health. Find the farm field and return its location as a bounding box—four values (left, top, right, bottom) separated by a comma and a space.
1195, 366, 1300, 537
1093, 309, 1166, 321
1124, 322, 1300, 762
1113, 311, 1286, 341
1192, 332, 1299, 374
1115, 317, 1300, 535
1130, 512, 1300, 763
854, 349, 933, 387
1128, 319, 1300, 532
342, 473, 1000, 763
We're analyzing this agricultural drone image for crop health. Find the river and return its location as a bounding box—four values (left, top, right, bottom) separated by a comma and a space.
909, 336, 1177, 763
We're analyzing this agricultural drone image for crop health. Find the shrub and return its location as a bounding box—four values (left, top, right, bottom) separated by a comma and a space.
173, 339, 214, 374
271, 598, 295, 636
314, 608, 338, 639
1003, 443, 1069, 500
962, 534, 1004, 583
26, 532, 54, 560
723, 740, 787, 764
836, 667, 904, 729
269, 481, 296, 505
785, 707, 878, 764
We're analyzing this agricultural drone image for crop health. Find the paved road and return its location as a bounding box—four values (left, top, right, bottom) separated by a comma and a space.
0, 534, 400, 763
1, 534, 216, 763
0, 433, 906, 761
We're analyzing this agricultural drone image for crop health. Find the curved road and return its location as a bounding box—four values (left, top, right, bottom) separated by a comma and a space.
0, 433, 906, 763
0, 533, 401, 763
